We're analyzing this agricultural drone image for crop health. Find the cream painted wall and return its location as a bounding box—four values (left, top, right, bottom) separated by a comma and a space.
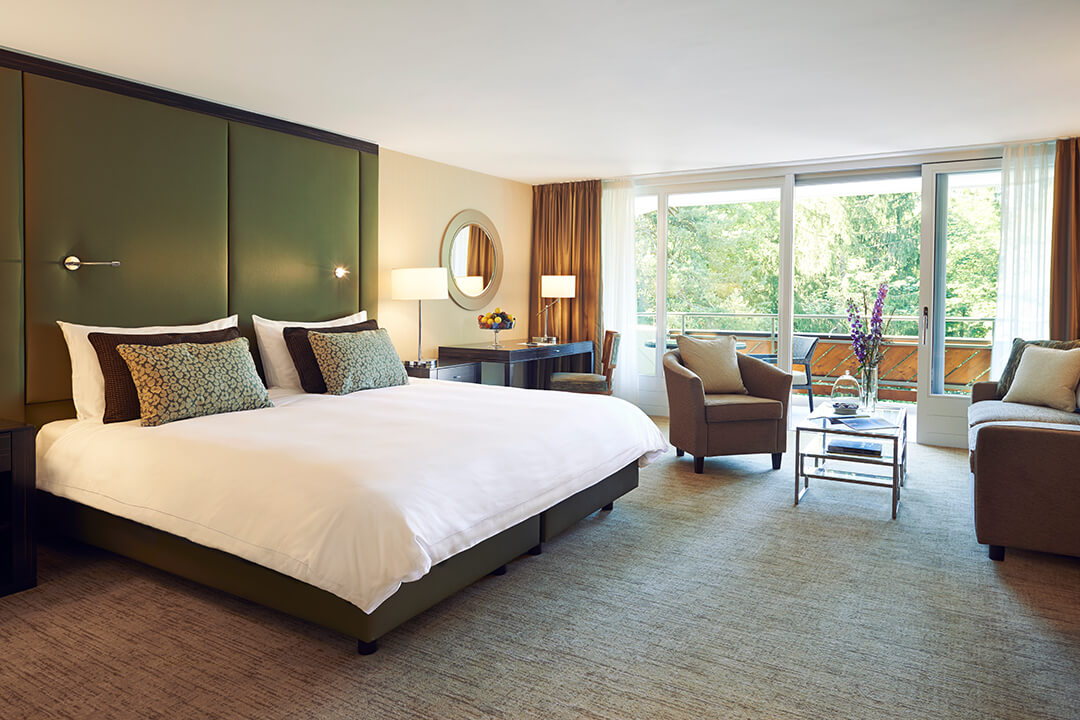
378, 149, 532, 364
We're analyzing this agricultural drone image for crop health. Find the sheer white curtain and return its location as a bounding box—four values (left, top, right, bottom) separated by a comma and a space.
992, 141, 1056, 378
601, 180, 638, 403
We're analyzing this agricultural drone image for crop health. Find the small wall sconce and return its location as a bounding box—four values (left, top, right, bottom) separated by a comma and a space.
334, 266, 350, 279
63, 255, 120, 271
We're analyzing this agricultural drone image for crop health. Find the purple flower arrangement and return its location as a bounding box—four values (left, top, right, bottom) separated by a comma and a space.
847, 282, 889, 369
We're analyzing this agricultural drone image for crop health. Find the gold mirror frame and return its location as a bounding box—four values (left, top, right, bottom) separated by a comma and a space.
440, 209, 503, 311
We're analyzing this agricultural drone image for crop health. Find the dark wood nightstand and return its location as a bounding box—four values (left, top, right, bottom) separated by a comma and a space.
405, 362, 481, 383
0, 420, 35, 597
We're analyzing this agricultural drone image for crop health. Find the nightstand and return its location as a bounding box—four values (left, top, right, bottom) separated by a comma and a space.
405, 362, 481, 383
0, 420, 35, 597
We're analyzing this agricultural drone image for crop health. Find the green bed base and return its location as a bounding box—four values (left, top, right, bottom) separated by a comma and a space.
39, 462, 638, 654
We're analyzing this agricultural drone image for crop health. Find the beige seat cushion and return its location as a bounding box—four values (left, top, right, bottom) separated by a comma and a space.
1002, 345, 1080, 412
968, 399, 1080, 428
676, 335, 747, 395
704, 394, 783, 423
791, 370, 808, 386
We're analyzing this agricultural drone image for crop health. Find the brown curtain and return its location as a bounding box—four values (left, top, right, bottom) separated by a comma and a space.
466, 225, 495, 285
1051, 138, 1080, 340
529, 180, 602, 371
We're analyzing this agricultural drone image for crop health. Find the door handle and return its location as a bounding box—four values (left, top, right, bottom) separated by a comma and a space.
921, 306, 929, 346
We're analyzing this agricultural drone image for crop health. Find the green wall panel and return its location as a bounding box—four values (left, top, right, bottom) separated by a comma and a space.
227, 122, 360, 352
0, 69, 23, 421
360, 151, 378, 319
23, 75, 228, 404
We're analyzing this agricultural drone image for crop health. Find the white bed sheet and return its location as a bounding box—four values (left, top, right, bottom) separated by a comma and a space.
37, 379, 668, 613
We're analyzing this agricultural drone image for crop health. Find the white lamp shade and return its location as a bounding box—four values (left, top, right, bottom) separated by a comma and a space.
456, 275, 484, 296
541, 275, 576, 299
392, 267, 449, 300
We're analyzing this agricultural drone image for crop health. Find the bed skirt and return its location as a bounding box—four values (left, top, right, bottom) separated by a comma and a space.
37, 461, 638, 650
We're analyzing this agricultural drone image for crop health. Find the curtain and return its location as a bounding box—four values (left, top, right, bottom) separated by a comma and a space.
529, 180, 602, 371
991, 141, 1055, 378
1051, 138, 1080, 340
601, 180, 638, 403
466, 225, 495, 286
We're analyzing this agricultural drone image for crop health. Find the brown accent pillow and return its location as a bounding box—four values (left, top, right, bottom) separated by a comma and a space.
283, 320, 378, 393
996, 338, 1080, 398
89, 327, 243, 423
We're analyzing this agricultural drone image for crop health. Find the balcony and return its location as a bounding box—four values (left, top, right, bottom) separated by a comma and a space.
639, 311, 994, 401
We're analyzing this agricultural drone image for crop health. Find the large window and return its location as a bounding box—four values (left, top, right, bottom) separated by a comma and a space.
667, 189, 780, 350
630, 153, 1016, 445
794, 175, 923, 338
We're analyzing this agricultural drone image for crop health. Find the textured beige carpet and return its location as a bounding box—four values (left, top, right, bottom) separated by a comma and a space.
2, 434, 1078, 719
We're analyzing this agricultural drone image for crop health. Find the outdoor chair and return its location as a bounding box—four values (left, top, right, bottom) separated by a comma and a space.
751, 334, 820, 410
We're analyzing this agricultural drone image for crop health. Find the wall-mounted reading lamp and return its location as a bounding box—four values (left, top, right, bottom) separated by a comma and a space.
63, 255, 120, 271
334, 266, 350, 279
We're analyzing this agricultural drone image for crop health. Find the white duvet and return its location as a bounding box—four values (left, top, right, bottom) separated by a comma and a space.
37, 380, 667, 613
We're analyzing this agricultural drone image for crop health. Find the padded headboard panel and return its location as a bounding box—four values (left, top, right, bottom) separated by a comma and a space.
228, 122, 360, 356
0, 49, 378, 426
0, 68, 22, 422
23, 75, 229, 409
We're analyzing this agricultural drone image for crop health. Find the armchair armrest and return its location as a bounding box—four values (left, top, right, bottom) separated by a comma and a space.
737, 353, 793, 408
971, 381, 1000, 404
663, 351, 705, 415
663, 351, 707, 453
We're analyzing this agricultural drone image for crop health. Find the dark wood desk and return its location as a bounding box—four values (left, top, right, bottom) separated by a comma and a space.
438, 339, 594, 389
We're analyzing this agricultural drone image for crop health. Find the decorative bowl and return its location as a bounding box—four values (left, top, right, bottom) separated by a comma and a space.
478, 309, 515, 348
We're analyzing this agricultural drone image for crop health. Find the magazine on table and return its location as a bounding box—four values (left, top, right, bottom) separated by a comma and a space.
827, 438, 884, 457
838, 416, 897, 431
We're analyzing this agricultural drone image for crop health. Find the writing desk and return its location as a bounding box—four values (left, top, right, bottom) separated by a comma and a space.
438, 339, 594, 389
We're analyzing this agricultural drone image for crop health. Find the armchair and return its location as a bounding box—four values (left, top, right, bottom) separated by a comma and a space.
664, 350, 792, 473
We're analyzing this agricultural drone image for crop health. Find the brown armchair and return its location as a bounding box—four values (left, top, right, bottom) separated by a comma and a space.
664, 350, 792, 473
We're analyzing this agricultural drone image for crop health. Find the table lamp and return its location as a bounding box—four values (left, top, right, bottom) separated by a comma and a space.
392, 267, 449, 368
534, 275, 575, 344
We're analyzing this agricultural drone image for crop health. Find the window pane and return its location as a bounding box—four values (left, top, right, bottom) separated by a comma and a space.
666, 188, 780, 357
635, 195, 658, 376
931, 170, 1001, 395
794, 177, 921, 402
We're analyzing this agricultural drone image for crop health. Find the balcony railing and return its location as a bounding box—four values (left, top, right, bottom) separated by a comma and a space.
638, 311, 995, 400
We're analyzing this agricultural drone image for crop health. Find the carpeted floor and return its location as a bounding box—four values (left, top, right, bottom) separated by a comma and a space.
2, 431, 1078, 719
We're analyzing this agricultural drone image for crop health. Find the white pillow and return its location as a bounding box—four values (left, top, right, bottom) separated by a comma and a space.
252, 311, 368, 390
1002, 345, 1080, 413
57, 315, 239, 421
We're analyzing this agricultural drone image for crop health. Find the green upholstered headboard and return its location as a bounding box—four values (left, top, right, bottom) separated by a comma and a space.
0, 52, 378, 426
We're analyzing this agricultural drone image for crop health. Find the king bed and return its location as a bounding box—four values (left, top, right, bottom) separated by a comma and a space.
36, 376, 666, 653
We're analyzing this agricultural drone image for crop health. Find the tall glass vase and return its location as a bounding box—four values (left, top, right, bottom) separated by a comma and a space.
859, 365, 879, 413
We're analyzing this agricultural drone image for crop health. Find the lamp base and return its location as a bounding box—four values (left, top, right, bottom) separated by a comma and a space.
531, 336, 558, 345
404, 359, 438, 369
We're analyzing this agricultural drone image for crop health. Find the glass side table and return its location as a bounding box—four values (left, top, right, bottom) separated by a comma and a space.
794, 405, 908, 518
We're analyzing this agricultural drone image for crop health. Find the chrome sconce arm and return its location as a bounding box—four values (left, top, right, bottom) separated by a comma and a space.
63, 255, 121, 271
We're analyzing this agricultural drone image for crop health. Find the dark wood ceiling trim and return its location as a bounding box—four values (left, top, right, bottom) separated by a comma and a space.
0, 47, 378, 155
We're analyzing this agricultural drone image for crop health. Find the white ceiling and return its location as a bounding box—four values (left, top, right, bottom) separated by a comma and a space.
3, 0, 1080, 184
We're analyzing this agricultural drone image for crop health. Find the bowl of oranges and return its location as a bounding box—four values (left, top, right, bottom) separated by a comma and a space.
479, 309, 515, 348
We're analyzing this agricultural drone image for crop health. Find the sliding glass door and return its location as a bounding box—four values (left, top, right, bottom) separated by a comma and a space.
634, 154, 1011, 448
917, 161, 1002, 446
635, 182, 781, 415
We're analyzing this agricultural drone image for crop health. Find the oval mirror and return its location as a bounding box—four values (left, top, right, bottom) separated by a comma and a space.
441, 209, 503, 310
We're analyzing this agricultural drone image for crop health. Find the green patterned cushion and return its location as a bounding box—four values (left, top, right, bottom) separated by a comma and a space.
116, 337, 272, 427
997, 338, 1080, 398
307, 328, 408, 395
550, 372, 610, 393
